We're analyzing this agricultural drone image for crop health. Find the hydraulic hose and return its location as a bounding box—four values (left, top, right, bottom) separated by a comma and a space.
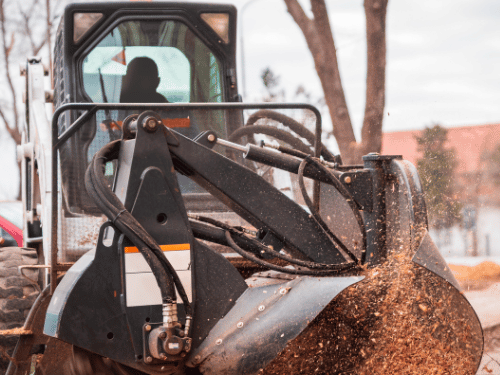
229, 125, 313, 156
244, 109, 337, 162
225, 231, 358, 276
190, 214, 359, 275
229, 120, 366, 265
223, 114, 367, 270
297, 156, 367, 263
85, 140, 192, 317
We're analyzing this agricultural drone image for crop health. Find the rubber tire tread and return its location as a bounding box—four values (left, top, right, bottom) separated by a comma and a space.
68, 346, 147, 375
0, 247, 39, 373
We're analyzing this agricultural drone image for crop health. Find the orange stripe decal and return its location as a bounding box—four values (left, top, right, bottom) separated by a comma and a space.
163, 118, 190, 128
124, 243, 191, 254
100, 118, 189, 132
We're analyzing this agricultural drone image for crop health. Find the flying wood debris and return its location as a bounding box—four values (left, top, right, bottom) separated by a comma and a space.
262, 243, 481, 375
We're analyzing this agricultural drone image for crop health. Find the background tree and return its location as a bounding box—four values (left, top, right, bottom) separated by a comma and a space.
283, 0, 388, 164
415, 124, 462, 229
0, 0, 61, 199
260, 66, 325, 108
261, 67, 284, 102
481, 145, 500, 188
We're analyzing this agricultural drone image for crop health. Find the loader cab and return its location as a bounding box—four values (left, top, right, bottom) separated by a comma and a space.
53, 2, 240, 259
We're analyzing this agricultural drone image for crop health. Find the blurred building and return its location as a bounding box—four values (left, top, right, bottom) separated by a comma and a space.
382, 123, 500, 258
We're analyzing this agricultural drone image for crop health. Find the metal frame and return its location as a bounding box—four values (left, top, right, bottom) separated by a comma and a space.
59, 2, 240, 115
50, 102, 322, 292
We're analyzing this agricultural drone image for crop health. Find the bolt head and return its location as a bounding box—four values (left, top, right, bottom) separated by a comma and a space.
143, 116, 160, 132
237, 322, 244, 328
145, 324, 152, 332
145, 356, 153, 363
159, 331, 167, 339
344, 176, 352, 184
258, 305, 265, 312
207, 134, 216, 142
216, 339, 223, 345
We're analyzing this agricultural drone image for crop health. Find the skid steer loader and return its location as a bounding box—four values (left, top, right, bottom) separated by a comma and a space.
2, 1, 483, 374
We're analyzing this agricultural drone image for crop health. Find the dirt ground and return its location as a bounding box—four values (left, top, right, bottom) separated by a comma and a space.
450, 262, 500, 374
477, 329, 500, 374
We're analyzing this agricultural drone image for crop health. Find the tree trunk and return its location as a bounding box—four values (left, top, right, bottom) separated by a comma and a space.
284, 0, 388, 164
360, 0, 388, 159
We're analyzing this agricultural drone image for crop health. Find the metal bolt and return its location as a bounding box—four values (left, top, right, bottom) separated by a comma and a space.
145, 325, 152, 332
147, 118, 157, 128
159, 332, 166, 339
258, 305, 265, 312
143, 116, 159, 132
279, 288, 290, 295
216, 339, 223, 345
207, 134, 216, 142
159, 353, 167, 360
237, 322, 244, 328
344, 176, 352, 184
145, 356, 153, 363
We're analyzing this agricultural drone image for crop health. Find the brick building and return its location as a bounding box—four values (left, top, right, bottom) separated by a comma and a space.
382, 123, 500, 257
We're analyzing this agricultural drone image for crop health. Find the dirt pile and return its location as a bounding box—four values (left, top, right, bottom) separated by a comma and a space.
449, 261, 500, 290
262, 243, 482, 374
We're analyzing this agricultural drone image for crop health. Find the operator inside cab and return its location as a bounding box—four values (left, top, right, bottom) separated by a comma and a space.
119, 57, 168, 103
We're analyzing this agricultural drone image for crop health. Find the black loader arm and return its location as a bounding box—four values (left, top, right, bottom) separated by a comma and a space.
165, 127, 346, 265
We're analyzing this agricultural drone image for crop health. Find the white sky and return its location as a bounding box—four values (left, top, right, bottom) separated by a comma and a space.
1, 0, 499, 200
230, 0, 500, 136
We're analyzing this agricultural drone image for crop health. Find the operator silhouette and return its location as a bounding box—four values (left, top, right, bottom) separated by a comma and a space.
120, 57, 168, 103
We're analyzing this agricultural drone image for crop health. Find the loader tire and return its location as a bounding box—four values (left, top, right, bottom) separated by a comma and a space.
0, 247, 39, 373
68, 346, 148, 375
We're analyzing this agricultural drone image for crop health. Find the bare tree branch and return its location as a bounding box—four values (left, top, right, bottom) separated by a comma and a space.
46, 0, 53, 87
283, 0, 314, 36
18, 0, 40, 53
0, 106, 20, 144
0, 0, 19, 139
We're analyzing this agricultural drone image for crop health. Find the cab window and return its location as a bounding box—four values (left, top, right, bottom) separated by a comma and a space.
82, 20, 224, 104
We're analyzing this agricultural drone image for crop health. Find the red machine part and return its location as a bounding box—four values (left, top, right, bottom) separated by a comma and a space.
0, 214, 23, 247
